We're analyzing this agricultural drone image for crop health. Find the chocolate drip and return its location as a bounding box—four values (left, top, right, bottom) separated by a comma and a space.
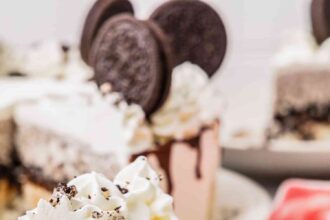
131, 125, 213, 194
184, 135, 202, 179
131, 141, 174, 192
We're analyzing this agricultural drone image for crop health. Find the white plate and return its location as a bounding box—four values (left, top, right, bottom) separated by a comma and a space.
223, 140, 330, 178
214, 169, 272, 220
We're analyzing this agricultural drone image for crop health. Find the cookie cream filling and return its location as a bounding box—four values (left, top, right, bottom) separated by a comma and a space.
151, 62, 221, 140
19, 157, 177, 220
273, 31, 330, 72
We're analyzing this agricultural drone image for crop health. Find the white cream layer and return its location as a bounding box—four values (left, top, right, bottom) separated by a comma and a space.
273, 31, 330, 73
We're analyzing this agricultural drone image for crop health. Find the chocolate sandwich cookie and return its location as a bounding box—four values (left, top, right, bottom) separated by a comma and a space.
90, 14, 169, 115
150, 0, 227, 77
311, 0, 330, 44
80, 0, 134, 64
144, 20, 174, 111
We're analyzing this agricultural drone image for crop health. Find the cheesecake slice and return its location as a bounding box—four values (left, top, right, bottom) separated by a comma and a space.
270, 32, 330, 141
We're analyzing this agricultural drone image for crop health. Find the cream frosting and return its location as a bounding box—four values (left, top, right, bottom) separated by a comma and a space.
152, 62, 221, 140
19, 157, 177, 220
15, 83, 153, 158
273, 32, 330, 72
0, 39, 92, 80
0, 79, 90, 110
17, 40, 66, 77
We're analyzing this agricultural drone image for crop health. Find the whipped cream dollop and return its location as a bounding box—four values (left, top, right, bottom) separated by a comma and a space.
152, 62, 220, 140
273, 31, 330, 72
15, 83, 153, 157
19, 157, 177, 220
0, 39, 92, 80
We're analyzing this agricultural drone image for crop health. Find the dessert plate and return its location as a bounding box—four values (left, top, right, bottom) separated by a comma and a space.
214, 169, 272, 220
223, 140, 330, 179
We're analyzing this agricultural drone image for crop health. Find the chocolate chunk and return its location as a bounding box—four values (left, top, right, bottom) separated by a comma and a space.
80, 0, 134, 64
150, 0, 227, 77
116, 184, 129, 194
311, 0, 330, 44
90, 14, 166, 115
8, 72, 27, 77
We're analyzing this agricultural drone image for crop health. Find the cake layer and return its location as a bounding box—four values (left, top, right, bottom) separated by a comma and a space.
275, 67, 330, 115
17, 123, 123, 187
21, 180, 52, 211
0, 111, 14, 166
0, 166, 19, 211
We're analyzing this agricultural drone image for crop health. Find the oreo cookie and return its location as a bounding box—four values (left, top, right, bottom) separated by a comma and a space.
151, 0, 227, 77
311, 0, 330, 44
89, 14, 168, 115
80, 0, 134, 64
144, 20, 174, 111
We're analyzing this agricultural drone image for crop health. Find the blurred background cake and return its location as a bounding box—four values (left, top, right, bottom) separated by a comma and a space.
267, 0, 330, 142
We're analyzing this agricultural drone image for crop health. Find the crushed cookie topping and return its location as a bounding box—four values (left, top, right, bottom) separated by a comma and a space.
50, 183, 77, 206
116, 184, 129, 194
101, 186, 111, 199
92, 211, 103, 219
114, 206, 121, 213
56, 183, 77, 199
101, 187, 108, 192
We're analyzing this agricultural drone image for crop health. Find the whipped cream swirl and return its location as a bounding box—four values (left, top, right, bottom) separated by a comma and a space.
152, 62, 220, 140
19, 157, 177, 220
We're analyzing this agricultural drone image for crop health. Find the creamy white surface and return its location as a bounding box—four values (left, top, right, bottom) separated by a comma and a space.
15, 83, 153, 157
0, 39, 92, 80
273, 32, 330, 72
0, 79, 91, 165
0, 79, 90, 110
17, 40, 66, 77
152, 62, 221, 140
19, 157, 177, 220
